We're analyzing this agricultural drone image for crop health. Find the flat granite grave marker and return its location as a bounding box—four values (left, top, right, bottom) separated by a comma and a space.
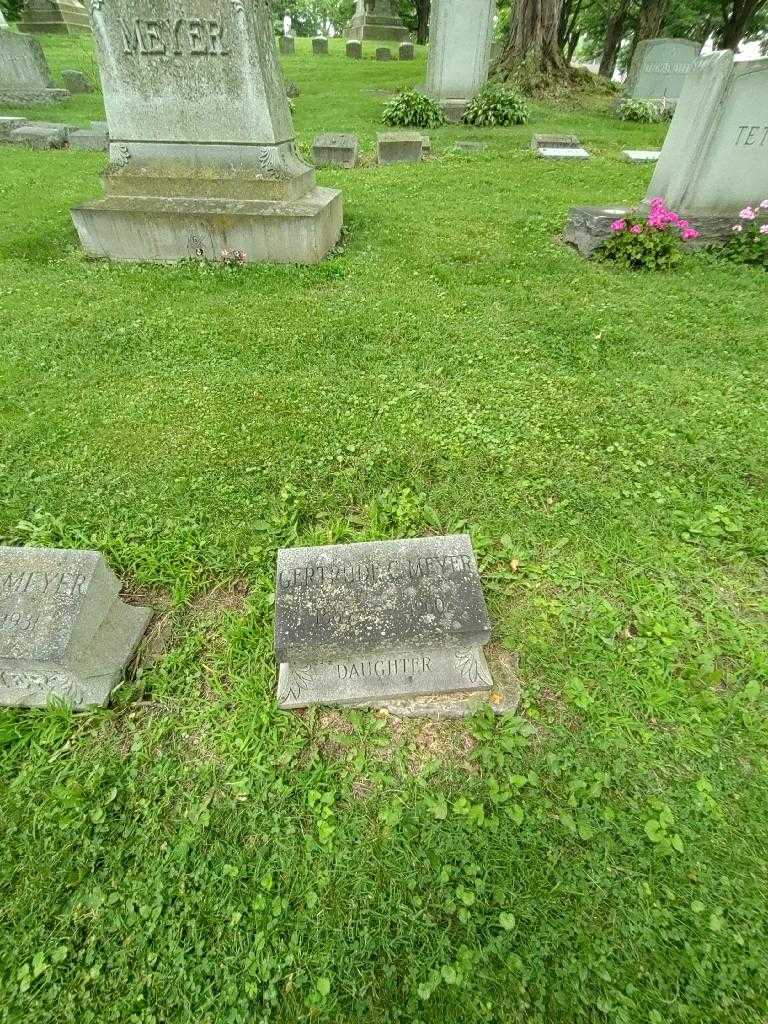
0, 547, 150, 710
275, 535, 493, 710
624, 37, 700, 103
313, 132, 359, 168
0, 27, 69, 105
426, 0, 495, 121
623, 149, 661, 163
378, 130, 423, 164
71, 0, 342, 265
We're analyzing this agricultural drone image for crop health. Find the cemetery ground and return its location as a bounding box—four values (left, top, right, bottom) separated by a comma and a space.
1, 34, 767, 1024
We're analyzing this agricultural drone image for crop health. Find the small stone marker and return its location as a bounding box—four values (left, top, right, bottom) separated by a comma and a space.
454, 140, 487, 153
9, 124, 69, 149
275, 535, 492, 710
313, 133, 359, 169
0, 547, 151, 710
279, 35, 295, 56
625, 37, 701, 103
622, 149, 661, 163
426, 0, 495, 121
538, 145, 590, 160
61, 69, 93, 93
69, 127, 109, 151
376, 47, 392, 61
378, 131, 423, 164
313, 36, 329, 55
0, 26, 69, 105
564, 206, 631, 256
285, 79, 300, 98
346, 40, 362, 59
399, 41, 414, 60
531, 133, 581, 151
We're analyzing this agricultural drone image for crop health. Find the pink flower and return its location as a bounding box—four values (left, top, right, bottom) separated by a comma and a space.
740, 207, 756, 220
732, 225, 743, 233
611, 219, 627, 232
630, 224, 642, 235
681, 228, 700, 241
760, 225, 768, 235
678, 219, 689, 230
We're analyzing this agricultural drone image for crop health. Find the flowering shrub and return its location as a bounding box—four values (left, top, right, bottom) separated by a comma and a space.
598, 197, 700, 270
222, 248, 247, 267
716, 200, 768, 269
461, 84, 530, 127
383, 89, 446, 128
617, 98, 673, 123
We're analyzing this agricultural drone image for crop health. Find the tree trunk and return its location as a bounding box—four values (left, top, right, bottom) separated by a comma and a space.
717, 0, 766, 49
598, 0, 630, 79
627, 0, 669, 65
415, 0, 430, 44
499, 0, 568, 80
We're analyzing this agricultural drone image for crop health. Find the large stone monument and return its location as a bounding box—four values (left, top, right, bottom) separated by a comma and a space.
71, 0, 343, 265
426, 0, 495, 122
275, 535, 493, 710
0, 547, 150, 709
0, 25, 68, 104
565, 51, 768, 254
624, 37, 700, 103
346, 0, 409, 44
646, 51, 768, 224
20, 0, 91, 34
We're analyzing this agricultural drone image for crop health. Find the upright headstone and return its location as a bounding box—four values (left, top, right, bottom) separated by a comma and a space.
313, 132, 359, 168
275, 535, 492, 710
646, 51, 768, 222
279, 35, 295, 55
346, 0, 409, 43
376, 46, 391, 61
19, 0, 91, 35
71, 1, 343, 265
399, 41, 414, 60
0, 27, 68, 104
312, 35, 328, 55
426, 0, 495, 122
61, 68, 93, 93
0, 547, 150, 710
378, 131, 423, 164
565, 51, 768, 253
346, 40, 362, 59
624, 37, 701, 103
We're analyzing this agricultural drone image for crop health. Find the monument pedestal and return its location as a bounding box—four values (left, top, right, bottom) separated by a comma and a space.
73, 188, 342, 265
346, 0, 409, 43
20, 0, 91, 34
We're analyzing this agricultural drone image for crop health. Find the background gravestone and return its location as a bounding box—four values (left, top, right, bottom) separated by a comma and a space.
624, 37, 700, 102
278, 35, 294, 55
646, 51, 768, 219
275, 535, 492, 710
20, 0, 91, 35
71, 0, 343, 265
426, 0, 495, 122
0, 27, 68, 104
0, 10, 7, 27
346, 0, 409, 43
0, 547, 150, 710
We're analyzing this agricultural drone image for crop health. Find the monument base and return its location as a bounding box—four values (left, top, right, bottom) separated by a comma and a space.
564, 204, 735, 257
71, 187, 343, 265
277, 645, 493, 710
439, 98, 470, 123
0, 87, 68, 105
346, 14, 410, 42
20, 0, 91, 34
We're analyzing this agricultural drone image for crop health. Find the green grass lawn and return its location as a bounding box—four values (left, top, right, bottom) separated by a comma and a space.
1, 32, 767, 1024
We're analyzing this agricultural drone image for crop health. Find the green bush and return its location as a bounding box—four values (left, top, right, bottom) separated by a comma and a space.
382, 89, 447, 129
713, 201, 768, 270
462, 83, 530, 127
617, 97, 673, 123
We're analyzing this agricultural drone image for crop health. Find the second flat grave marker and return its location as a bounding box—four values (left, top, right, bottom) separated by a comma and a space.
275, 535, 492, 709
